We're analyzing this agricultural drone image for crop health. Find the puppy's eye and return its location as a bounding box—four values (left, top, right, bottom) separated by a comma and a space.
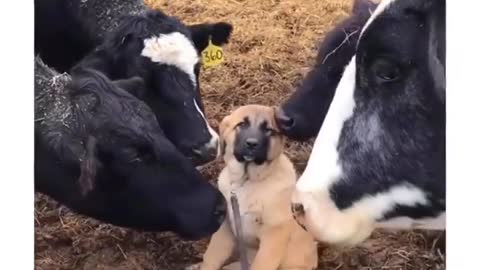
372, 58, 402, 83
265, 128, 276, 136
236, 120, 249, 129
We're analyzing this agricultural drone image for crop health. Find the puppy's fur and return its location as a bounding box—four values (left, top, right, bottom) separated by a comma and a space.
200, 105, 318, 270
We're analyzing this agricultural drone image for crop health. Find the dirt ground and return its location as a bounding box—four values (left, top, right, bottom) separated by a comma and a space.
35, 0, 446, 269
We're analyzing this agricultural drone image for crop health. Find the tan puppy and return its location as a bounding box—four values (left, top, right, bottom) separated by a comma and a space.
199, 105, 318, 270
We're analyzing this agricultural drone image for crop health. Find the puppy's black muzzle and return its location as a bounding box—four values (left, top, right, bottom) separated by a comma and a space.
233, 127, 269, 164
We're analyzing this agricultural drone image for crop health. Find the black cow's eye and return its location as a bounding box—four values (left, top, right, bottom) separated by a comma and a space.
372, 58, 401, 83
118, 147, 141, 163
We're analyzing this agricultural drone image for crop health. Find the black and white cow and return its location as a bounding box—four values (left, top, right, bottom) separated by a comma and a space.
35, 61, 227, 240
35, 0, 233, 166
72, 10, 233, 166
282, 0, 445, 246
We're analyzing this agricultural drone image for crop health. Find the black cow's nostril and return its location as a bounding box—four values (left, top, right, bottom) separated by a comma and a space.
245, 138, 259, 149
192, 148, 205, 160
192, 144, 218, 165
291, 203, 305, 216
275, 108, 295, 130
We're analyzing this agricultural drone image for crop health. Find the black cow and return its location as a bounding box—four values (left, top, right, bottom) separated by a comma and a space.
72, 10, 233, 166
276, 0, 377, 140
34, 0, 98, 73
278, 0, 445, 246
35, 61, 226, 240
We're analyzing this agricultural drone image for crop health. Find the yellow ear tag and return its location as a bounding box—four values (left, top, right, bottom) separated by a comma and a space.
201, 38, 224, 68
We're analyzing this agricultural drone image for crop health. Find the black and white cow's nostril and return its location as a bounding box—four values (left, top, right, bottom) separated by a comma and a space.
291, 203, 305, 216
275, 107, 295, 131
291, 203, 307, 230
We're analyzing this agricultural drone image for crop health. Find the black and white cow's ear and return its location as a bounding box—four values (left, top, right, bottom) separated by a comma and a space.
188, 22, 233, 53
113, 76, 147, 99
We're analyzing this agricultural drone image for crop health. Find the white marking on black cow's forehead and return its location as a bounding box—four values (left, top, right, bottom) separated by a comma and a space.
360, 0, 398, 37
141, 32, 198, 86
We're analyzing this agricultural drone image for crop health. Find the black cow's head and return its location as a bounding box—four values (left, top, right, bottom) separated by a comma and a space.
39, 68, 227, 239
275, 0, 377, 141
74, 10, 233, 166
289, 0, 445, 246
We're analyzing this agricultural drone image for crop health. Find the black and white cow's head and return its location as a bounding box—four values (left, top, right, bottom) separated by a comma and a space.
74, 10, 233, 166
290, 0, 445, 246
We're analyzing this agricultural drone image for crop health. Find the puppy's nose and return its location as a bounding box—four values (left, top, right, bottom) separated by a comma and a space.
245, 138, 259, 149
275, 107, 295, 131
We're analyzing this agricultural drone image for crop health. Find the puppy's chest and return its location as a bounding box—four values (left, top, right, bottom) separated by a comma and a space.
222, 180, 266, 247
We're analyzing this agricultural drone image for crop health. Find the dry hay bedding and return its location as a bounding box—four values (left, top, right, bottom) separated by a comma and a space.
35, 0, 445, 269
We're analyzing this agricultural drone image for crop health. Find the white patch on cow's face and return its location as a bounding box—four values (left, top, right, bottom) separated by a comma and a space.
141, 32, 199, 86
352, 184, 429, 220
293, 183, 434, 246
296, 56, 357, 193
378, 212, 445, 230
194, 99, 220, 156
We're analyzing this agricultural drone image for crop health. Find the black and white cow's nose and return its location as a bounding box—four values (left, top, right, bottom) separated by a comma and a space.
291, 202, 305, 215
275, 107, 296, 131
245, 138, 259, 149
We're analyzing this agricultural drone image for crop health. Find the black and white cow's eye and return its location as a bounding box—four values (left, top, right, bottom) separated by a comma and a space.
372, 58, 402, 83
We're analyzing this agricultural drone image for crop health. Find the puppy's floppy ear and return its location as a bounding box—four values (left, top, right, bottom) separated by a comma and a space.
270, 106, 281, 131
271, 106, 285, 138
218, 114, 233, 157
188, 22, 233, 53
78, 136, 98, 196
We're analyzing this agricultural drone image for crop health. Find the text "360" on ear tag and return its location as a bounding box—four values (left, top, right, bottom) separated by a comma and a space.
201, 39, 224, 68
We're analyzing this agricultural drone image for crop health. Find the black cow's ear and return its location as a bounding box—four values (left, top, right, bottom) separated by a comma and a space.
113, 76, 146, 99
352, 0, 378, 15
188, 22, 233, 53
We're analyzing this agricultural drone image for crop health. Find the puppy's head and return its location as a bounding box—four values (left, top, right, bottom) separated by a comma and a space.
219, 105, 285, 165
